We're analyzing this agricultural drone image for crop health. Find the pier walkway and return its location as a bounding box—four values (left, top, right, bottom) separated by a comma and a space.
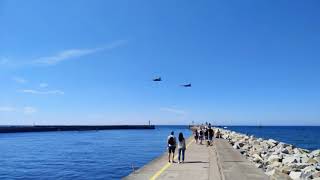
124, 138, 268, 180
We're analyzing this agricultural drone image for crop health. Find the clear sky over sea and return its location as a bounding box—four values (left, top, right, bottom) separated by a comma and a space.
1, 0, 320, 125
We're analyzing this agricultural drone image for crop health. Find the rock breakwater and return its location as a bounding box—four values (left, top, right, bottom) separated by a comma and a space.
216, 128, 320, 180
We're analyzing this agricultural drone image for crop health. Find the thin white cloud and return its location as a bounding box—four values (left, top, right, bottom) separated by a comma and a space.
33, 40, 127, 65
20, 89, 64, 95
13, 77, 27, 84
23, 106, 37, 114
39, 83, 48, 88
0, 106, 16, 112
0, 106, 38, 115
160, 107, 186, 115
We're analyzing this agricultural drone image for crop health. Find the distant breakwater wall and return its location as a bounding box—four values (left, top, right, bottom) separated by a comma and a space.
0, 125, 155, 133
217, 128, 320, 180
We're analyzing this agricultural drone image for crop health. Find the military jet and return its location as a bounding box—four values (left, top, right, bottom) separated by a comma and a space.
181, 83, 192, 87
152, 77, 162, 81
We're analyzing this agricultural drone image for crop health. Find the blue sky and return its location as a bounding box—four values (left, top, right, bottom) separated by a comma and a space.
1, 0, 320, 125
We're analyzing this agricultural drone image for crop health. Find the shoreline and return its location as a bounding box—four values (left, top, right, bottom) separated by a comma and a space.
216, 127, 320, 179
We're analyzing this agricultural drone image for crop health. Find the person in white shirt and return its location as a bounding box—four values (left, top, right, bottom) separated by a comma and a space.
178, 132, 186, 163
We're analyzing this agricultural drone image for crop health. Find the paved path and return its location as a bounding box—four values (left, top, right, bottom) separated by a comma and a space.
215, 139, 269, 180
124, 138, 268, 180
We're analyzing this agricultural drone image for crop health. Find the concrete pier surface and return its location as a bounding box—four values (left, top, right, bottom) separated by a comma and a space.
124, 137, 268, 180
0, 125, 155, 133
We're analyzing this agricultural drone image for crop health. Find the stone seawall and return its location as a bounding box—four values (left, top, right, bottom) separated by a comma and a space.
216, 128, 320, 180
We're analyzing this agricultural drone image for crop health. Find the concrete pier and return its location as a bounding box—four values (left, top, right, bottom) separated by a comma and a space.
124, 137, 268, 180
0, 125, 155, 133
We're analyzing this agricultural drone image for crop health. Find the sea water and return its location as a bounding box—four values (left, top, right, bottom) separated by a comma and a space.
1, 125, 320, 179
226, 126, 320, 150
0, 125, 191, 180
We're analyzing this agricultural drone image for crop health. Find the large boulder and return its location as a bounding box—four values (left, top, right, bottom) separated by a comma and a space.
267, 154, 281, 163
262, 152, 270, 159
252, 154, 263, 163
252, 144, 263, 150
249, 139, 260, 145
301, 166, 316, 179
312, 171, 320, 179
242, 144, 250, 151
278, 142, 291, 148
281, 148, 290, 154
286, 146, 294, 154
265, 169, 276, 176
289, 171, 302, 180
255, 163, 263, 168
243, 135, 250, 140
237, 139, 245, 147
233, 142, 240, 149
307, 158, 318, 164
294, 148, 310, 155
299, 156, 309, 163
288, 163, 309, 170
268, 139, 278, 144
257, 138, 263, 142
314, 157, 320, 163
311, 150, 320, 157
279, 165, 293, 174
303, 165, 316, 172
267, 169, 292, 180
239, 149, 246, 155
266, 139, 278, 148
276, 145, 294, 155
269, 161, 282, 169
283, 156, 298, 164
239, 142, 245, 148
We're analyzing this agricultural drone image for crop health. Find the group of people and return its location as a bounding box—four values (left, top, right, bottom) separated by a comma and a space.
166, 123, 221, 164
193, 124, 221, 146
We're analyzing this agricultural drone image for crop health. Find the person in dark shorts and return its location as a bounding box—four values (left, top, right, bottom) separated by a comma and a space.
208, 127, 214, 146
193, 129, 199, 144
204, 128, 208, 141
199, 128, 203, 144
167, 131, 177, 163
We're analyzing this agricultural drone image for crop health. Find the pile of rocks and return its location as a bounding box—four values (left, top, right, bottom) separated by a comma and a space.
216, 128, 320, 180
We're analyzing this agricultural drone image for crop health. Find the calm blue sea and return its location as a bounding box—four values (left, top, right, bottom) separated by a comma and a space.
226, 126, 320, 151
0, 125, 191, 180
1, 126, 320, 179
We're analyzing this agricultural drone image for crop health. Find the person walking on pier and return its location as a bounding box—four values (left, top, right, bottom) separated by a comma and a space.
216, 129, 221, 138
208, 127, 214, 146
167, 131, 177, 163
178, 132, 186, 164
193, 129, 199, 144
199, 128, 203, 144
204, 128, 208, 141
